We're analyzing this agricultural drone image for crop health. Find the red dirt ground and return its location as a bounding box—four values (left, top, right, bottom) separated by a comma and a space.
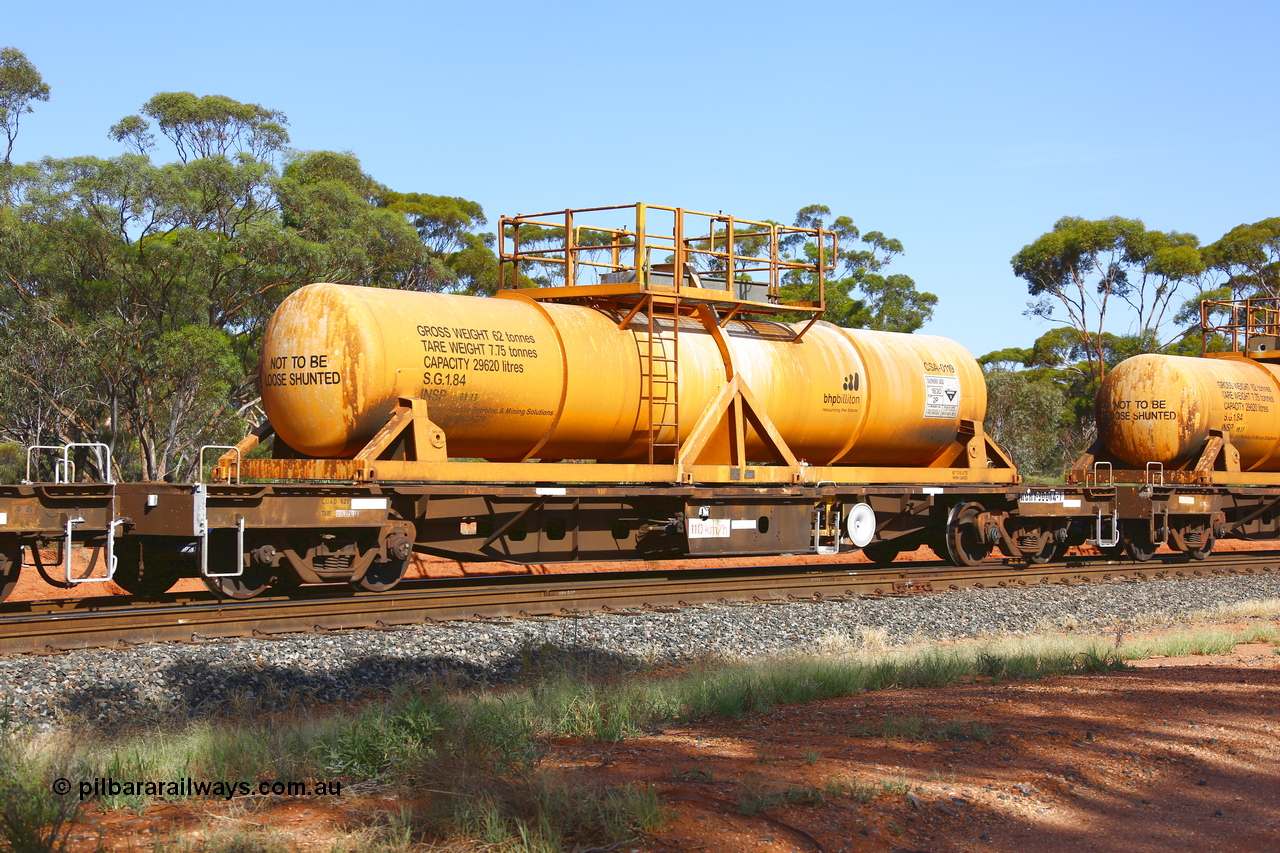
19, 537, 1280, 849
54, 633, 1280, 852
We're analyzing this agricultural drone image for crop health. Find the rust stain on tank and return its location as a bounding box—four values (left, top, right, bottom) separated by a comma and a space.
259, 283, 987, 467
1099, 352, 1280, 470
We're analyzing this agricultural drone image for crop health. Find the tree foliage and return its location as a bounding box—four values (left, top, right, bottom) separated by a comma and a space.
982, 368, 1069, 479
1012, 216, 1204, 387
780, 204, 936, 332
1202, 218, 1280, 299
0, 47, 49, 165
379, 191, 498, 293
110, 92, 289, 163
0, 84, 456, 480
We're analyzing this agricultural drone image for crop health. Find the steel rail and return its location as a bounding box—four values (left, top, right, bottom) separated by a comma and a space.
2, 550, 1278, 655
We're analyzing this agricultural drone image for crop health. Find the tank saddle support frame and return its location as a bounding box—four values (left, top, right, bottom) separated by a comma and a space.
1068, 428, 1243, 487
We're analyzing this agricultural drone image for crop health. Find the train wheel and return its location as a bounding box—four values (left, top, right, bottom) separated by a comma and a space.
1121, 521, 1157, 562
30, 542, 95, 589
1026, 537, 1069, 565
269, 571, 302, 594
1176, 527, 1215, 561
204, 567, 272, 600
0, 538, 21, 602
111, 541, 180, 597
945, 502, 991, 567
355, 557, 407, 592
860, 540, 903, 564
355, 534, 412, 592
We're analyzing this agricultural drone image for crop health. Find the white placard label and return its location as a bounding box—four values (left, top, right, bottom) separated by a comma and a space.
1178, 496, 1196, 505
535, 487, 567, 496
730, 519, 757, 530
924, 375, 961, 419
0, 512, 6, 525
351, 498, 388, 510
1019, 490, 1065, 504
688, 518, 731, 539
1062, 499, 1082, 508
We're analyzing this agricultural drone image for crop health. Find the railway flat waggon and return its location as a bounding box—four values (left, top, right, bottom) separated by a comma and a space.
2, 205, 1275, 601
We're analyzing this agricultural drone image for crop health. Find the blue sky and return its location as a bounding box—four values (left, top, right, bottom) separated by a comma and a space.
7, 0, 1277, 358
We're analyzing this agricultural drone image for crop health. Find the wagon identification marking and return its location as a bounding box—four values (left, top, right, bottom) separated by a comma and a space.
1019, 490, 1065, 504
923, 374, 960, 419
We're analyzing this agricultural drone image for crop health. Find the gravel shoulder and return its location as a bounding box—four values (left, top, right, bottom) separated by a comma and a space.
4, 573, 1280, 730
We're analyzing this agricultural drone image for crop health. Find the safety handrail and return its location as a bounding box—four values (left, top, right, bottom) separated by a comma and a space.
497, 203, 837, 309
199, 445, 241, 484
24, 442, 114, 484
1087, 461, 1114, 489
25, 445, 70, 484
190, 483, 245, 578
20, 442, 120, 584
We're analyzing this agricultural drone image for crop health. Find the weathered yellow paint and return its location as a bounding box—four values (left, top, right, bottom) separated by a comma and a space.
1098, 353, 1280, 470
260, 283, 988, 468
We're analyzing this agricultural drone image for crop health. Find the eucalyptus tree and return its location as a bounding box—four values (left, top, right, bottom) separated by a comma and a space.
1202, 218, 1280, 299
780, 204, 936, 332
0, 47, 48, 166
378, 190, 498, 293
1011, 216, 1204, 386
981, 366, 1069, 479
0, 94, 430, 480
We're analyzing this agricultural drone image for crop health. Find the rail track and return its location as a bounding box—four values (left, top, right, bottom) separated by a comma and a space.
2, 549, 1278, 656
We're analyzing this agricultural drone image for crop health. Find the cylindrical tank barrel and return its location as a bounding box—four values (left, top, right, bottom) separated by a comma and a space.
1097, 353, 1280, 470
259, 283, 986, 465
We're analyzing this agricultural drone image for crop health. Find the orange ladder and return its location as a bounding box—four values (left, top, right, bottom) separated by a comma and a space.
642, 295, 681, 464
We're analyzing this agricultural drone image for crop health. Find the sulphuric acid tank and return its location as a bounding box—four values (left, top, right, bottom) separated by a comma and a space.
1097, 353, 1280, 470
258, 283, 986, 465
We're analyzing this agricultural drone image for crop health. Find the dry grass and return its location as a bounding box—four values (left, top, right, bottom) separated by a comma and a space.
815, 625, 891, 655
1194, 598, 1280, 621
